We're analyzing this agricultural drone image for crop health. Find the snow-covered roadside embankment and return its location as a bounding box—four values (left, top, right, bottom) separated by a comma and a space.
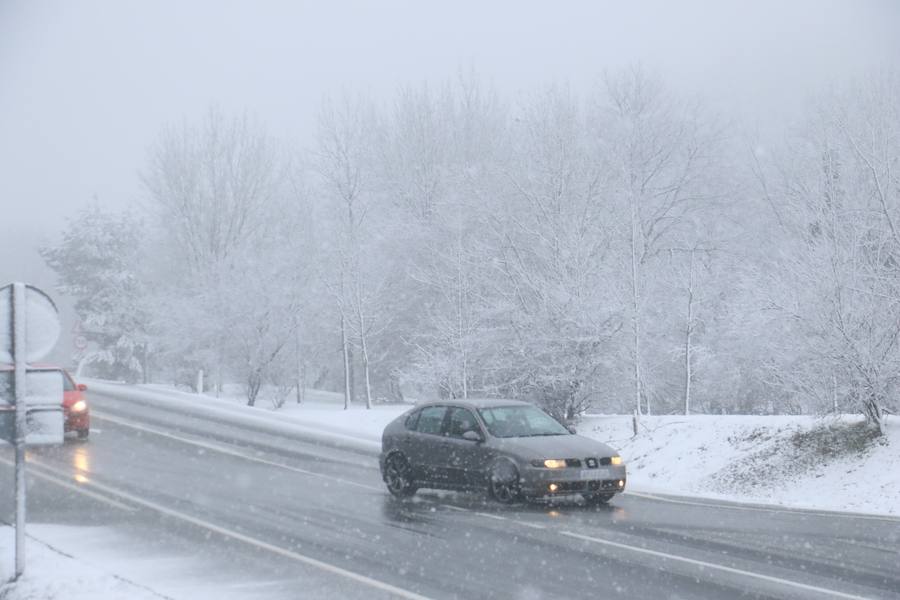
579, 414, 900, 516
0, 526, 164, 600
83, 379, 395, 457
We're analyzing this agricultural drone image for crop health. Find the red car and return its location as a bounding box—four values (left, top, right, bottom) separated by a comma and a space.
62, 369, 90, 439
0, 366, 89, 440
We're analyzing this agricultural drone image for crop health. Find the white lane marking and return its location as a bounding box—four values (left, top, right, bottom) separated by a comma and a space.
0, 456, 136, 513
29, 459, 433, 600
440, 500, 874, 598
226, 579, 303, 590
93, 411, 382, 492
560, 530, 874, 600
439, 500, 547, 528
512, 520, 546, 530
429, 501, 542, 529
625, 490, 900, 523
474, 511, 507, 522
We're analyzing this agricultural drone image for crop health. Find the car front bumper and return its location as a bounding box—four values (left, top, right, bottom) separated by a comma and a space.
64, 410, 90, 432
519, 464, 627, 497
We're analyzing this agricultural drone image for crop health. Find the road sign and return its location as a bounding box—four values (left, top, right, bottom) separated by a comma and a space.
1, 282, 63, 581
0, 407, 63, 446
0, 369, 64, 443
0, 284, 61, 364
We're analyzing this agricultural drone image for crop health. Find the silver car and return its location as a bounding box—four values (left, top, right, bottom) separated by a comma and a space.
380, 399, 626, 504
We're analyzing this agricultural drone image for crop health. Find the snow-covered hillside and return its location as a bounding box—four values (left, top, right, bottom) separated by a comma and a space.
580, 414, 900, 516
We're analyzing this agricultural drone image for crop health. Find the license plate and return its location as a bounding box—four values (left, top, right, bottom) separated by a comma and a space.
580, 468, 609, 480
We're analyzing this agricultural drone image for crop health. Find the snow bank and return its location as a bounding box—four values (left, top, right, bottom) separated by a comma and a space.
84, 380, 405, 456
580, 414, 900, 516
140, 383, 404, 442
0, 526, 163, 600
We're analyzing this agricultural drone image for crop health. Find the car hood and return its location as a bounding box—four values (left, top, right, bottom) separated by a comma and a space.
492, 434, 618, 460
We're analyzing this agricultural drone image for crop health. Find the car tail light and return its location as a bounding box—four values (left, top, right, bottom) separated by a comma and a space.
71, 400, 87, 412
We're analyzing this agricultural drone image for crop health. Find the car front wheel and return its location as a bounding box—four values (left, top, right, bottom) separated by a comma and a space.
384, 453, 417, 498
489, 460, 521, 504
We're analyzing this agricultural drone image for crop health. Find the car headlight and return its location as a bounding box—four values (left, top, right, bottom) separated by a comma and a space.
71, 400, 87, 413
610, 455, 623, 466
531, 459, 568, 469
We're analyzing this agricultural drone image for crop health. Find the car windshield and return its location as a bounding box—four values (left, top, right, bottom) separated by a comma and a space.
478, 405, 569, 438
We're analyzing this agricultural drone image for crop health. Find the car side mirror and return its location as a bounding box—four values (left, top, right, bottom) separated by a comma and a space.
462, 430, 483, 443
566, 425, 577, 434
77, 384, 88, 392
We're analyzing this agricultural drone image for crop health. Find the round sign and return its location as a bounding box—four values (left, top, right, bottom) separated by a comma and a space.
0, 283, 61, 364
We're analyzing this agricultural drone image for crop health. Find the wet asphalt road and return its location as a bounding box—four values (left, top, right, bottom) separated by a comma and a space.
2, 390, 899, 600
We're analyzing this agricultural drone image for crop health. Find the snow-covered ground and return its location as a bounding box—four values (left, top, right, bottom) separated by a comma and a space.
94, 381, 899, 516
0, 526, 166, 600
1, 521, 351, 600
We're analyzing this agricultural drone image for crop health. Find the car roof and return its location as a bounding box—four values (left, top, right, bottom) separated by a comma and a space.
415, 398, 530, 410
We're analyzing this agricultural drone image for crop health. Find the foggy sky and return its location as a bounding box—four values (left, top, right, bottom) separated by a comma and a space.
1, 0, 898, 292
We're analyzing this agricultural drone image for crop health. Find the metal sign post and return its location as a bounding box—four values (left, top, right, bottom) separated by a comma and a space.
12, 283, 26, 580
0, 282, 62, 582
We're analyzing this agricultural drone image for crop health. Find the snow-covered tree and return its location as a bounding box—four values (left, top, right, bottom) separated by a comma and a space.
41, 205, 150, 381
384, 74, 506, 401
484, 85, 619, 421
141, 107, 287, 399
313, 93, 386, 409
594, 67, 724, 416
757, 73, 900, 433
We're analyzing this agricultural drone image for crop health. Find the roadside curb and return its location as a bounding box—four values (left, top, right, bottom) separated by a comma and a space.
625, 489, 900, 522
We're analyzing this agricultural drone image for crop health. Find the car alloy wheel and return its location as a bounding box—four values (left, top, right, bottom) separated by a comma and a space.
489, 460, 521, 504
385, 453, 416, 497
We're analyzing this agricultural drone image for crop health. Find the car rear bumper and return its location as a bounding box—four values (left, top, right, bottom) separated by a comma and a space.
519, 464, 627, 497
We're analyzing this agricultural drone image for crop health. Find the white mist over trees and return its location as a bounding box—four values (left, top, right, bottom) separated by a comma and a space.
42, 69, 900, 432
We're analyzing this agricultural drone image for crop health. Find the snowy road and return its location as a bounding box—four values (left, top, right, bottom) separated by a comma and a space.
3, 390, 900, 600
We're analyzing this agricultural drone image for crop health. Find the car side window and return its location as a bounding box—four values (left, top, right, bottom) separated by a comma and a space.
404, 410, 420, 430
444, 407, 480, 439
414, 406, 447, 435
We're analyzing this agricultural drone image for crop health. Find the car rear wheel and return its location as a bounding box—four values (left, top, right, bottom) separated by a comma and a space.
583, 493, 614, 505
76, 429, 89, 440
384, 453, 417, 498
489, 461, 521, 504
